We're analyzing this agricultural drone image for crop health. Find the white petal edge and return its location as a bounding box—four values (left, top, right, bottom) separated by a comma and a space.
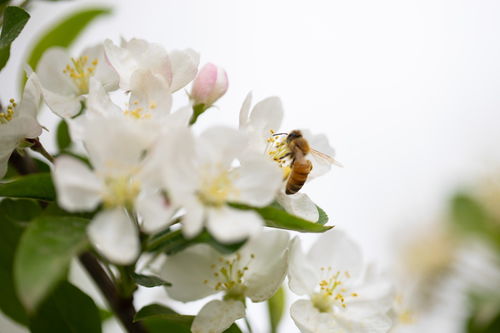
53, 156, 103, 211
288, 236, 319, 296
191, 299, 245, 333
87, 208, 139, 265
206, 206, 262, 244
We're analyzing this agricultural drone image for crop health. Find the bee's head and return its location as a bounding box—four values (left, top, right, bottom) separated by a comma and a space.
286, 130, 302, 143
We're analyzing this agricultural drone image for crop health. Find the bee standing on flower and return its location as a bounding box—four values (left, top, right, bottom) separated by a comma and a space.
272, 130, 341, 195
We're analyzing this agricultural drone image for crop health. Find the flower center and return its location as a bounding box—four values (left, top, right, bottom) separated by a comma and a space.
0, 99, 16, 124
203, 252, 255, 301
102, 176, 140, 208
311, 266, 358, 313
63, 56, 98, 94
198, 168, 237, 206
266, 129, 292, 179
123, 100, 157, 119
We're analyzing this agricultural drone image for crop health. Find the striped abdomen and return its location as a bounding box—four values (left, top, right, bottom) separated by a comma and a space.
286, 158, 312, 194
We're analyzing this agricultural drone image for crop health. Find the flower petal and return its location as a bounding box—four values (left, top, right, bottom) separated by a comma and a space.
87, 208, 140, 265
307, 230, 364, 280
206, 206, 262, 243
81, 44, 119, 91
160, 243, 219, 302
40, 88, 83, 118
191, 300, 245, 333
229, 153, 282, 207
129, 69, 172, 116
243, 230, 289, 302
182, 199, 205, 239
87, 78, 122, 118
198, 126, 247, 167
53, 156, 103, 211
135, 191, 175, 233
288, 237, 319, 296
36, 47, 78, 96
248, 96, 283, 137
290, 299, 341, 333
238, 92, 252, 128
169, 48, 199, 92
276, 191, 319, 222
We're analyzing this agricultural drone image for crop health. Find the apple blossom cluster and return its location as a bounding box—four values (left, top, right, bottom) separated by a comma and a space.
1, 37, 396, 333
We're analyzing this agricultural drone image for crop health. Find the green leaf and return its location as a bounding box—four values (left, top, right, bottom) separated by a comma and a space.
0, 199, 41, 326
14, 215, 90, 311
29, 281, 102, 333
137, 304, 242, 333
23, 7, 111, 85
267, 286, 285, 333
451, 194, 500, 251
230, 203, 332, 233
132, 273, 172, 288
134, 303, 177, 322
147, 229, 246, 255
316, 205, 329, 225
0, 6, 30, 70
0, 173, 55, 201
56, 119, 71, 151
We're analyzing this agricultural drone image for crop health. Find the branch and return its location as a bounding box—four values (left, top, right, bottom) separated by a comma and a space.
79, 252, 147, 333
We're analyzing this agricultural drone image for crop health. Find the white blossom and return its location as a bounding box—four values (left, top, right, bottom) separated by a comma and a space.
288, 230, 394, 333
104, 38, 199, 92
36, 44, 118, 118
0, 74, 43, 178
161, 229, 290, 333
159, 126, 282, 242
53, 115, 174, 264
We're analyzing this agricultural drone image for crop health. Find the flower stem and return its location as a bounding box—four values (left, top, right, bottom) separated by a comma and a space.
27, 138, 54, 163
79, 252, 146, 333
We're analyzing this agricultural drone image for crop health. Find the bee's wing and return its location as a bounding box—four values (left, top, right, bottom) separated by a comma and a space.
310, 148, 343, 168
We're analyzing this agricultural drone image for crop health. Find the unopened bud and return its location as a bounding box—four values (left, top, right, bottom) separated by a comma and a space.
190, 63, 228, 107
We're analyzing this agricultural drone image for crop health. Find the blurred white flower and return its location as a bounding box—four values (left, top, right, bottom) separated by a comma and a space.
53, 116, 173, 264
104, 38, 199, 92
0, 74, 43, 178
288, 230, 393, 333
190, 63, 228, 107
160, 229, 290, 333
160, 126, 282, 242
36, 44, 118, 118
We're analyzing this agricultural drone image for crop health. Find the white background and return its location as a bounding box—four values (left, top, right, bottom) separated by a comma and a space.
2, 0, 500, 332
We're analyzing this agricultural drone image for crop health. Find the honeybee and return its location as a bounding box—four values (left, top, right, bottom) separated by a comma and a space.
275, 130, 340, 195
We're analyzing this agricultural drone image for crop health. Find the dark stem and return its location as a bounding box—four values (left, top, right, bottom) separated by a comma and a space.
27, 138, 54, 163
78, 252, 147, 333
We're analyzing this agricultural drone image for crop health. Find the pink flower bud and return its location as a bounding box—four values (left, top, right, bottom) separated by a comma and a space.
190, 63, 228, 107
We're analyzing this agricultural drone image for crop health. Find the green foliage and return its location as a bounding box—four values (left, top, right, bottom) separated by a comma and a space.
267, 286, 285, 333
29, 281, 102, 333
56, 119, 71, 151
230, 202, 332, 233
134, 303, 177, 321
132, 272, 172, 288
136, 304, 242, 333
316, 204, 329, 225
451, 193, 500, 251
147, 229, 246, 255
0, 6, 29, 70
14, 215, 90, 311
0, 199, 41, 325
466, 292, 500, 333
0, 173, 55, 201
23, 7, 111, 85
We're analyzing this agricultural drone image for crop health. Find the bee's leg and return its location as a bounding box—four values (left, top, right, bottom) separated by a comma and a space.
279, 152, 292, 160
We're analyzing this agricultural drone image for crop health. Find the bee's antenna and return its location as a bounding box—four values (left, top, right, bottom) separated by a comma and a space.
272, 132, 288, 137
